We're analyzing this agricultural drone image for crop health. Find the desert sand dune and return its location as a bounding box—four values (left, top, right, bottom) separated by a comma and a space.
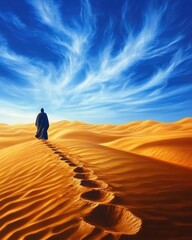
104, 136, 192, 168
0, 119, 192, 239
50, 129, 120, 144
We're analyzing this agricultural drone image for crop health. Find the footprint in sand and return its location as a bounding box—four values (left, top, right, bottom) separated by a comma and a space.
50, 148, 58, 151
80, 179, 108, 189
73, 173, 95, 180
43, 142, 55, 149
74, 167, 87, 173
59, 153, 68, 158
46, 145, 52, 148
84, 204, 142, 236
46, 144, 53, 148
53, 151, 63, 155
81, 189, 114, 203
59, 158, 77, 167
60, 157, 69, 161
63, 160, 71, 163
68, 163, 77, 167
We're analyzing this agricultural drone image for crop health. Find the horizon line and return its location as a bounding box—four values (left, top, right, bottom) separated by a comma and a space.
1, 116, 191, 126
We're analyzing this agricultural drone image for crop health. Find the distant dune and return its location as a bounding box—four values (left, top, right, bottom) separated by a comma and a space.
0, 118, 192, 239
102, 118, 192, 169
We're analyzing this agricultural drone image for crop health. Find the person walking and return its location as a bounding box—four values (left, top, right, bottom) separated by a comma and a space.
35, 108, 49, 140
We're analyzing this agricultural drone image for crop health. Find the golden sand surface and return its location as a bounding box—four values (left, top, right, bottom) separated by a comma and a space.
0, 119, 192, 240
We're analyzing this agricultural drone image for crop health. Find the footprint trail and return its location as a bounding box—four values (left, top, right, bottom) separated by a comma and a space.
43, 141, 142, 239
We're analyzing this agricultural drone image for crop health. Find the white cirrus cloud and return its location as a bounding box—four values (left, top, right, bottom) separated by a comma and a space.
0, 0, 191, 123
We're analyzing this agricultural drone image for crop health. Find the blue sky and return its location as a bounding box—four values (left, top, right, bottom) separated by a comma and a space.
0, 0, 192, 124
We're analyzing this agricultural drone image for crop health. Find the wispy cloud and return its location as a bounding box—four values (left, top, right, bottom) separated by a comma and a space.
0, 12, 26, 30
0, 0, 191, 123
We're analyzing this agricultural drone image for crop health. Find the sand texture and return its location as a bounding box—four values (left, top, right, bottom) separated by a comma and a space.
0, 119, 192, 240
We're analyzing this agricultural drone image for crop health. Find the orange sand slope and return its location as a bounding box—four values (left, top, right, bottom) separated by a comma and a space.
0, 119, 192, 240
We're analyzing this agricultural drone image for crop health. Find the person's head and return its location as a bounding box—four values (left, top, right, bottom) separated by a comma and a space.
41, 108, 44, 113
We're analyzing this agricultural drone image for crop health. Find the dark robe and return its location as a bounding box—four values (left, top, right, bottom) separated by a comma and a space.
35, 112, 49, 140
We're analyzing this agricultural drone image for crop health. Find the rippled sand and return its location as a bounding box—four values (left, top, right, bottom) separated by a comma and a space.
0, 119, 192, 239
